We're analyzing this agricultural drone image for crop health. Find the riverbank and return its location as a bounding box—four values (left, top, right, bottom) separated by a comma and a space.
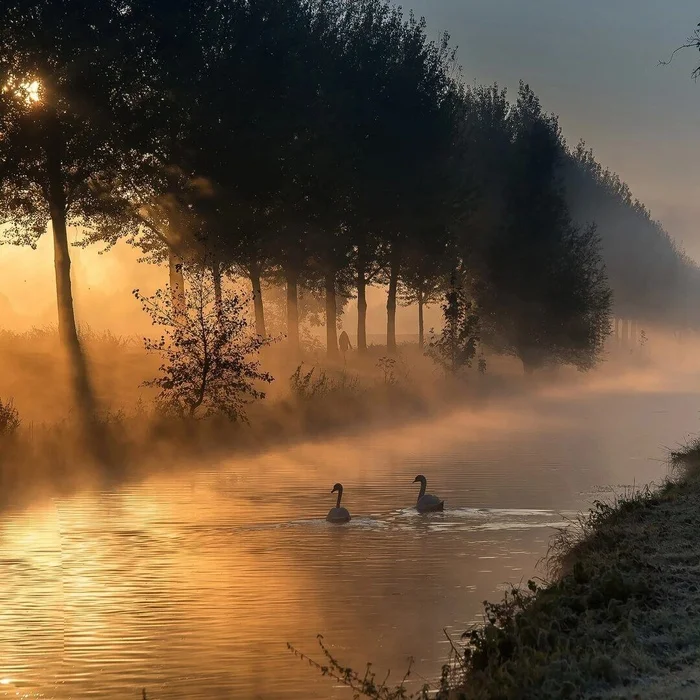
442, 442, 700, 700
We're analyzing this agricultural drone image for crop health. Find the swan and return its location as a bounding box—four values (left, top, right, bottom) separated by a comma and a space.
326, 483, 351, 523
413, 475, 444, 513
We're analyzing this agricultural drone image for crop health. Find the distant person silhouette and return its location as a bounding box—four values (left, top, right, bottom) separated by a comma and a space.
339, 331, 352, 364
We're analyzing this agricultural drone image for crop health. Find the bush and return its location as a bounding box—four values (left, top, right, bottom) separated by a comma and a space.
0, 398, 20, 438
134, 267, 273, 421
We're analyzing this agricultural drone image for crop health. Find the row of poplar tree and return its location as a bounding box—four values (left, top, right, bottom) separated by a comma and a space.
1, 0, 692, 419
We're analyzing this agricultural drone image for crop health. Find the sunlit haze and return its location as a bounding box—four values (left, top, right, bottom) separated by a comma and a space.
1, 1, 699, 698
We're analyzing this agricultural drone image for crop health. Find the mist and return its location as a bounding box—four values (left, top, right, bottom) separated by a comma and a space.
1, 0, 700, 697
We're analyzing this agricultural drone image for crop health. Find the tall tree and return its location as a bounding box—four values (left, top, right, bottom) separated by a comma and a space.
564, 142, 700, 326
475, 83, 612, 372
398, 226, 452, 349
0, 0, 156, 457
426, 271, 480, 375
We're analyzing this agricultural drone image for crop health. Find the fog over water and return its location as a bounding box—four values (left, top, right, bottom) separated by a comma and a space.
0, 3, 698, 696
0, 347, 698, 698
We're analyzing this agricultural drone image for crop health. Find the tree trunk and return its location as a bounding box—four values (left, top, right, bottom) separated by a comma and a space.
357, 248, 367, 354
212, 260, 223, 310
418, 291, 425, 350
386, 250, 400, 355
285, 268, 300, 353
250, 265, 266, 337
168, 249, 186, 318
325, 271, 339, 359
44, 118, 106, 462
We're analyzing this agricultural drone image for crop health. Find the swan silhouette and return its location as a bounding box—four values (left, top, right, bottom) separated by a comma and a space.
413, 475, 444, 513
326, 483, 351, 523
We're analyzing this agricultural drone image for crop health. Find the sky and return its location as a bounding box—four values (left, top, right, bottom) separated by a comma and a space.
0, 0, 699, 335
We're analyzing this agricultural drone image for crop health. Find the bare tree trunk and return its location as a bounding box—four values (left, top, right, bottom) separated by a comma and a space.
285, 268, 300, 353
168, 249, 186, 317
325, 271, 339, 359
418, 292, 425, 350
386, 250, 400, 355
211, 258, 223, 324
44, 118, 106, 463
212, 260, 222, 308
357, 248, 367, 354
249, 264, 266, 337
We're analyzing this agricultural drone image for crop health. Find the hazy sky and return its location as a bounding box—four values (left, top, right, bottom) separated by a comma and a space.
405, 0, 700, 258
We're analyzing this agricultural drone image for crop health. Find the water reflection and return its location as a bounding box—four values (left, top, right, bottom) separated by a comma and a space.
0, 385, 697, 698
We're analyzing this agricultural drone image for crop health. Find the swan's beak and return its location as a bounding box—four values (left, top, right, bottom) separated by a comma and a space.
412, 477, 419, 483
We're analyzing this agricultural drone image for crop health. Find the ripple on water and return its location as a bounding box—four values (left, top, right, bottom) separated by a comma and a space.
0, 390, 694, 698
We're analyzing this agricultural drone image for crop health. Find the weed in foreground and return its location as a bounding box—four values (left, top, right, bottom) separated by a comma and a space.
288, 635, 434, 700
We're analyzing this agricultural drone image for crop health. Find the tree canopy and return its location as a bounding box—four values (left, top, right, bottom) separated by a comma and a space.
3, 0, 694, 392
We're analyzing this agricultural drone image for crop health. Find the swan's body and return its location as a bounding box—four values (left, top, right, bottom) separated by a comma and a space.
413, 475, 444, 513
326, 483, 351, 523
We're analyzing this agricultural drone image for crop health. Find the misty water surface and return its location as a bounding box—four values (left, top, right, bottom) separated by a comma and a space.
0, 378, 698, 699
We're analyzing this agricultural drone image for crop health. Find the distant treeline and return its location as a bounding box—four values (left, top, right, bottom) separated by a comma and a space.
0, 0, 693, 386
565, 144, 700, 326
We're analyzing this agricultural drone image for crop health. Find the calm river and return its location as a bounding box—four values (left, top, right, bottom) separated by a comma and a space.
0, 370, 699, 698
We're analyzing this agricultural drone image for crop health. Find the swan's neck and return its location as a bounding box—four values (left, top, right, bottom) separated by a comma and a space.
417, 479, 426, 501
336, 488, 343, 509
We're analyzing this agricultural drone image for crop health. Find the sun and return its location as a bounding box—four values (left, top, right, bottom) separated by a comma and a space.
25, 80, 40, 103
2, 76, 41, 105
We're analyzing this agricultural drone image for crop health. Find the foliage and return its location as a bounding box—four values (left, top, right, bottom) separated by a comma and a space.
472, 83, 612, 372
0, 0, 154, 245
440, 480, 687, 700
376, 356, 398, 385
0, 0, 678, 384
426, 275, 480, 375
565, 142, 700, 326
0, 398, 20, 438
289, 364, 360, 401
134, 268, 273, 421
288, 635, 432, 700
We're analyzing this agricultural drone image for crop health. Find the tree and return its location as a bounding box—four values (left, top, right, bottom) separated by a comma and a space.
133, 267, 273, 421
0, 0, 157, 458
564, 142, 700, 327
426, 272, 480, 375
398, 227, 452, 349
475, 83, 612, 372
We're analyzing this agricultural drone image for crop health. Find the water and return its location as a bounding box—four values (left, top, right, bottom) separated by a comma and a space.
0, 380, 698, 698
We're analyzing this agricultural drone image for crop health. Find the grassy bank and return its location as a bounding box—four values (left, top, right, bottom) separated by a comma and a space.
440, 444, 700, 700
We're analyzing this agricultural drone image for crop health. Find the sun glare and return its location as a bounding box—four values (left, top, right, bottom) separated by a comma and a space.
2, 77, 41, 105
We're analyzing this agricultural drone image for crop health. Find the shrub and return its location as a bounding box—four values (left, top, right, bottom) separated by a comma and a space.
134, 267, 273, 421
0, 398, 20, 438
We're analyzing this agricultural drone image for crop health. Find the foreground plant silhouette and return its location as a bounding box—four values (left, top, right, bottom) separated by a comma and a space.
134, 267, 272, 421
288, 635, 436, 700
